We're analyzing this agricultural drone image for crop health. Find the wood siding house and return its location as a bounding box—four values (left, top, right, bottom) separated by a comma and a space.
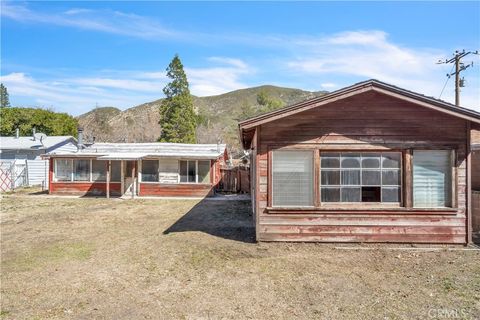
239, 79, 480, 244
44, 143, 228, 198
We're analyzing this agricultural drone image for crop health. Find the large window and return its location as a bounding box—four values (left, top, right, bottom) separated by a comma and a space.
413, 150, 452, 208
110, 161, 121, 182
73, 159, 90, 181
321, 152, 401, 203
198, 161, 211, 184
180, 160, 211, 183
92, 160, 106, 181
55, 159, 72, 181
55, 159, 121, 182
272, 150, 314, 207
142, 160, 159, 182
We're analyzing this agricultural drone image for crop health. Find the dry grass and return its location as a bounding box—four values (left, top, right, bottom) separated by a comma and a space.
1, 194, 479, 319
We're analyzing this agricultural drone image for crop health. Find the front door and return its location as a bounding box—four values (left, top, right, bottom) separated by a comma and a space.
123, 161, 135, 195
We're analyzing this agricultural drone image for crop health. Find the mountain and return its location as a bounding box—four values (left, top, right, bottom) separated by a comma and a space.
77, 85, 327, 154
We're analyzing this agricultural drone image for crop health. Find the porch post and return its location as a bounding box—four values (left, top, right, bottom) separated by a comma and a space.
131, 162, 135, 199
106, 160, 111, 199
120, 160, 124, 195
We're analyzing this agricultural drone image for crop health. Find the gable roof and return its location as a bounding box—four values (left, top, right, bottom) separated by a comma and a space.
45, 142, 227, 160
0, 135, 76, 151
238, 79, 480, 148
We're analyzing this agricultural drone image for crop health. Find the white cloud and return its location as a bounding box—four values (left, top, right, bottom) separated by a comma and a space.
320, 83, 337, 89
64, 8, 93, 15
0, 72, 155, 114
0, 58, 253, 114
1, 3, 179, 40
285, 30, 480, 110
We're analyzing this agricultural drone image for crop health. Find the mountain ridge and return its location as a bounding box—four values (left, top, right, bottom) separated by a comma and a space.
77, 85, 328, 152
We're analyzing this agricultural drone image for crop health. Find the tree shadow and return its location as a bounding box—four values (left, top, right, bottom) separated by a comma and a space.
163, 198, 255, 243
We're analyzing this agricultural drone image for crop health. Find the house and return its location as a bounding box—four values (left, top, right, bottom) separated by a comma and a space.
0, 130, 77, 160
43, 141, 228, 198
0, 130, 77, 189
239, 79, 480, 244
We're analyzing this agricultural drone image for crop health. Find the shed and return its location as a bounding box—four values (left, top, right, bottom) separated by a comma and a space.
43, 142, 228, 198
239, 79, 480, 244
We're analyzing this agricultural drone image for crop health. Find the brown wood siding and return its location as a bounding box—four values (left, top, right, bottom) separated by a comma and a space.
139, 183, 213, 197
254, 90, 468, 243
471, 123, 480, 144
50, 182, 122, 196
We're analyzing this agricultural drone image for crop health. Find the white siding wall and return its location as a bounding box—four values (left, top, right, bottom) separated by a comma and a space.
26, 159, 49, 188
46, 141, 77, 156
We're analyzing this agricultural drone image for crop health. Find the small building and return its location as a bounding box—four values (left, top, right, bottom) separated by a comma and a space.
0, 133, 77, 161
44, 142, 228, 197
239, 79, 480, 244
0, 132, 77, 189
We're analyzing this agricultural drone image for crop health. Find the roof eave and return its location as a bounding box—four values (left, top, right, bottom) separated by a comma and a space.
238, 79, 480, 133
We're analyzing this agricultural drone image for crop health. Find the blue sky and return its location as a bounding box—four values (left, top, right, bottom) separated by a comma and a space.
1, 1, 479, 115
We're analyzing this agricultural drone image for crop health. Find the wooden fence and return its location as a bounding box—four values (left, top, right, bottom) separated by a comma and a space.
218, 166, 250, 193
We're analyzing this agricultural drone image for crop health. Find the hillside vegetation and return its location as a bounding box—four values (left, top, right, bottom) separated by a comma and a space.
77, 85, 327, 153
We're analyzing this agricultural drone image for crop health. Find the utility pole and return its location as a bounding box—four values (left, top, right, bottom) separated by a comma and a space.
437, 50, 478, 106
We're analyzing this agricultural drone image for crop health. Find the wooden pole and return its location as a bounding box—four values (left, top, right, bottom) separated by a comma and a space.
106, 160, 111, 199
455, 54, 460, 106
121, 160, 124, 195
131, 161, 135, 199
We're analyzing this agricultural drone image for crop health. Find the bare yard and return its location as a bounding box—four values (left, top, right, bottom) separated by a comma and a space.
1, 193, 479, 319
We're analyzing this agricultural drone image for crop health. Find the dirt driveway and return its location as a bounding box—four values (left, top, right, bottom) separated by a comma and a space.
1, 193, 479, 319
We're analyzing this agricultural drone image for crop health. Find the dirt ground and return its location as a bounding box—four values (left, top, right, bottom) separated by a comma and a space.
1, 191, 479, 320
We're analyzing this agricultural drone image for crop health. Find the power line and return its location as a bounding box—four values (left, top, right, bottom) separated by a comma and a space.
439, 64, 454, 99
437, 50, 479, 106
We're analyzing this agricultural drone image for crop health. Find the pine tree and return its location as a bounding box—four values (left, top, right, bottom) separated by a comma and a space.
0, 83, 11, 108
158, 54, 197, 143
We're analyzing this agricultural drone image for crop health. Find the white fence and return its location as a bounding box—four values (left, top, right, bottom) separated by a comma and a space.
0, 159, 49, 192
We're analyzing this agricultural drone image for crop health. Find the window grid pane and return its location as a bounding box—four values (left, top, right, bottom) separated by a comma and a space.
272, 151, 314, 207
321, 152, 401, 203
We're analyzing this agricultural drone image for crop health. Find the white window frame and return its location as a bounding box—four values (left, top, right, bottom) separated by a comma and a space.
54, 158, 74, 182
179, 160, 211, 184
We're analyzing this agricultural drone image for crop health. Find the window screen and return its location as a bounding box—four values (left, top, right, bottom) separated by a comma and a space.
110, 161, 121, 182
55, 159, 72, 181
198, 161, 211, 184
272, 150, 314, 207
92, 160, 106, 181
159, 159, 179, 184
142, 160, 159, 182
73, 159, 90, 181
180, 160, 198, 183
321, 152, 401, 203
413, 150, 452, 208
